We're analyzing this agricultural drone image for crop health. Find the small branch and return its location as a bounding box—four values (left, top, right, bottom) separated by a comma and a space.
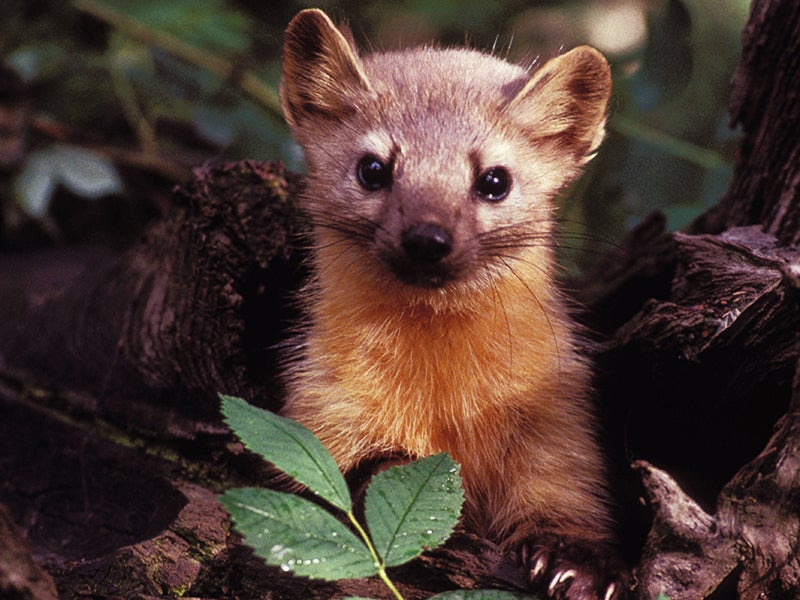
72, 0, 283, 120
30, 114, 192, 183
109, 49, 159, 155
610, 115, 729, 171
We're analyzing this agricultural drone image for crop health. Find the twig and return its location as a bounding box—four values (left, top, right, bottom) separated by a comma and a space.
72, 0, 283, 121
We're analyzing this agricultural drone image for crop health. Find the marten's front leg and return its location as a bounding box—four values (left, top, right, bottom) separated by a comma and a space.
472, 427, 631, 600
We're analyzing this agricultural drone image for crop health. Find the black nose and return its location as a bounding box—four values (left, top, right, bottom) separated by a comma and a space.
401, 223, 453, 264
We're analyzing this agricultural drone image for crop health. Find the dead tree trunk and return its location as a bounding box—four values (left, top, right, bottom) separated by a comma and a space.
584, 0, 800, 597
693, 0, 800, 243
0, 0, 799, 598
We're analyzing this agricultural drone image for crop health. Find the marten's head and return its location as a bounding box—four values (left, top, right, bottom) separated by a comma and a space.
281, 9, 611, 299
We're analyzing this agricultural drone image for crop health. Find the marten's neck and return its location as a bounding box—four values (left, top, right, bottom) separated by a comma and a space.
303, 243, 579, 459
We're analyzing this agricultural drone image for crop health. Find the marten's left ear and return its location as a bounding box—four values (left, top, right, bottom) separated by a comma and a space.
506, 46, 611, 163
280, 9, 372, 129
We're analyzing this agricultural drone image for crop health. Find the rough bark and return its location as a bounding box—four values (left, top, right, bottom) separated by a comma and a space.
1, 0, 799, 598
692, 0, 800, 242
593, 226, 800, 599
0, 161, 303, 437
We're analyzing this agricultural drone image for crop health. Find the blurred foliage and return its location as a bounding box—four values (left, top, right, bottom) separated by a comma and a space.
0, 0, 748, 269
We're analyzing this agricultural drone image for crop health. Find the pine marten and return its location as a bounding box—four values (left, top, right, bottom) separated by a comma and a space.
279, 9, 626, 600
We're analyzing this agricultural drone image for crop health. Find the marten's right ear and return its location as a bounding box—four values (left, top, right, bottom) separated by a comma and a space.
280, 9, 372, 128
506, 46, 611, 164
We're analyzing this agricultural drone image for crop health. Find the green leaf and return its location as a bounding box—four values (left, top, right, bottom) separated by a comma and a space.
364, 453, 464, 567
430, 591, 539, 599
14, 151, 57, 219
56, 146, 124, 199
220, 487, 377, 580
6, 42, 70, 83
14, 145, 123, 218
100, 0, 251, 55
219, 394, 351, 512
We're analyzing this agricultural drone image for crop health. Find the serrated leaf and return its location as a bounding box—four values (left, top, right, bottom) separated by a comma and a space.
219, 394, 351, 512
430, 591, 539, 599
364, 453, 464, 567
220, 487, 377, 580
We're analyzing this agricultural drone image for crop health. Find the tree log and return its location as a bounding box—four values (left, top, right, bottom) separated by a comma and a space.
595, 226, 800, 599
0, 161, 528, 599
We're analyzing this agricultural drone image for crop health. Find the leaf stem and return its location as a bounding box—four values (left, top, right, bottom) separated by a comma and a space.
347, 511, 405, 600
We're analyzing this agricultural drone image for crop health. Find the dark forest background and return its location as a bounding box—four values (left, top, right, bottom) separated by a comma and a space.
0, 0, 746, 274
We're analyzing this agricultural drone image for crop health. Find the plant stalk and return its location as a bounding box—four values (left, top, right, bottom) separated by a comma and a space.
347, 511, 405, 600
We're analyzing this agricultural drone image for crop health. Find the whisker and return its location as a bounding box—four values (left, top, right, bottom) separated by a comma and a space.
486, 265, 515, 369
475, 218, 621, 264
554, 218, 623, 251
315, 238, 365, 282
496, 256, 562, 373
304, 206, 378, 244
489, 253, 553, 289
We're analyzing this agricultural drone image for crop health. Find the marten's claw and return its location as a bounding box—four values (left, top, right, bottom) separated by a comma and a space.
521, 536, 630, 600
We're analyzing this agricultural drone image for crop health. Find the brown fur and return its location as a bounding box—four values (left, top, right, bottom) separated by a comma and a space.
280, 8, 613, 553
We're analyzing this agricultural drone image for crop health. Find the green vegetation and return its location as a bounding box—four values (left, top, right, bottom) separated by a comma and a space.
218, 394, 536, 600
0, 0, 747, 267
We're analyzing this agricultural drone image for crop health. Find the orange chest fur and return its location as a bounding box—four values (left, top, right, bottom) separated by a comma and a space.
301, 264, 569, 459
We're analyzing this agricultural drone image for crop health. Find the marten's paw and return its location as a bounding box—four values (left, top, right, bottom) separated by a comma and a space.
520, 536, 630, 600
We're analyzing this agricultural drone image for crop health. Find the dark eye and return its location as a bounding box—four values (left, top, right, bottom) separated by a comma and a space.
357, 155, 392, 191
474, 167, 511, 202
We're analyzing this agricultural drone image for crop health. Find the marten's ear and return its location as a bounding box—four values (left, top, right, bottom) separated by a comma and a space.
280, 9, 371, 128
506, 46, 611, 163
